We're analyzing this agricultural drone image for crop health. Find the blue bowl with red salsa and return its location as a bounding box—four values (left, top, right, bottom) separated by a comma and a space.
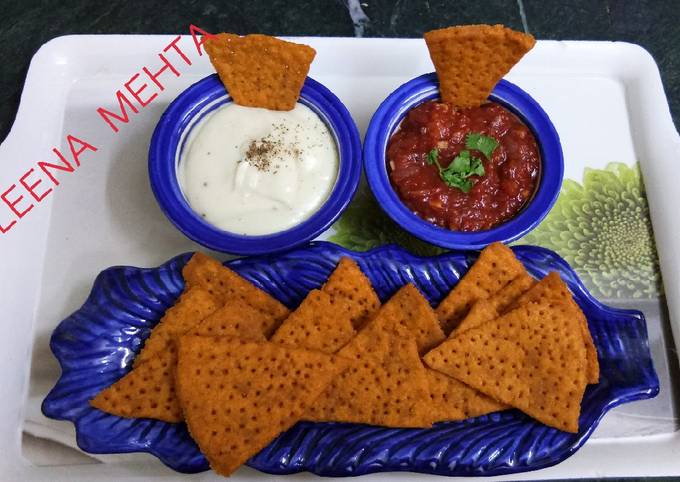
364, 73, 563, 250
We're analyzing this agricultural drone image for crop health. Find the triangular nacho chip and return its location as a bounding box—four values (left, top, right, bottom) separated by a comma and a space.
425, 299, 587, 432
271, 289, 355, 354
91, 348, 182, 422
513, 272, 599, 384
182, 252, 290, 335
376, 283, 445, 355
176, 336, 348, 476
134, 287, 221, 367
306, 304, 433, 428
321, 257, 381, 329
453, 272, 536, 335
436, 242, 526, 334
205, 33, 316, 111
424, 24, 535, 107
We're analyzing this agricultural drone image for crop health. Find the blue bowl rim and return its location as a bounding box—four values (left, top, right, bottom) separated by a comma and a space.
148, 74, 362, 255
363, 72, 564, 250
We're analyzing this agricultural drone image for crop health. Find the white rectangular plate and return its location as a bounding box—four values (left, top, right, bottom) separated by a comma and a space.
2, 35, 680, 480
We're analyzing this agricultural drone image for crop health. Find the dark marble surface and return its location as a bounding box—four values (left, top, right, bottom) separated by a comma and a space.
2, 0, 680, 144
2, 2, 679, 477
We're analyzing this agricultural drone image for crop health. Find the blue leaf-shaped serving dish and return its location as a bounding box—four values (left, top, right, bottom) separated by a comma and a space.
42, 242, 659, 477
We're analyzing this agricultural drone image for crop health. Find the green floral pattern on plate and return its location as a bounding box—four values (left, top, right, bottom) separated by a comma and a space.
519, 162, 661, 299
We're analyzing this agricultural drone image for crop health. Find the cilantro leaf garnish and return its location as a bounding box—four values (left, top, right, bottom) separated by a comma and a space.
441, 171, 474, 193
470, 157, 485, 176
425, 147, 485, 194
427, 148, 439, 165
450, 150, 471, 172
465, 132, 499, 160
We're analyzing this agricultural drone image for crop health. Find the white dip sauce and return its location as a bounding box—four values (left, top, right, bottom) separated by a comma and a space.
178, 102, 338, 235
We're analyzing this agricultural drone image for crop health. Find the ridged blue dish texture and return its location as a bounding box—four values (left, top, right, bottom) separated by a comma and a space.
363, 73, 564, 249
42, 242, 658, 477
148, 74, 362, 255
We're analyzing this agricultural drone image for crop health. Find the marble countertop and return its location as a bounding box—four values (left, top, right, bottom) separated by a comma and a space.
1, 0, 678, 144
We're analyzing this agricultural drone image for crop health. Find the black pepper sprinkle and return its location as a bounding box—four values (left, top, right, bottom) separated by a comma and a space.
203, 182, 208, 187
242, 122, 303, 172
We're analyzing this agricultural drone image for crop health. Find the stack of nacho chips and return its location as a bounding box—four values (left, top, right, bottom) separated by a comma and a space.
90, 243, 598, 476
425, 243, 597, 433
91, 254, 382, 475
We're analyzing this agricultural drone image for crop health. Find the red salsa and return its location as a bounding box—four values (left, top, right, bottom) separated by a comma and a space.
387, 101, 540, 231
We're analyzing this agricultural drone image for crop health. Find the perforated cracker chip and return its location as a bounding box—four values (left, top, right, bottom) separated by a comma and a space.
424, 24, 535, 107
376, 283, 445, 355
176, 336, 348, 476
436, 242, 526, 334
426, 369, 507, 421
134, 287, 221, 367
513, 272, 599, 384
183, 252, 290, 336
91, 348, 182, 422
271, 289, 355, 354
321, 257, 381, 329
453, 272, 536, 335
306, 308, 433, 428
425, 299, 587, 432
205, 33, 316, 111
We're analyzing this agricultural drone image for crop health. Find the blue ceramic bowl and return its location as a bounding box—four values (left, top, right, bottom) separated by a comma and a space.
364, 73, 564, 249
149, 74, 361, 255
